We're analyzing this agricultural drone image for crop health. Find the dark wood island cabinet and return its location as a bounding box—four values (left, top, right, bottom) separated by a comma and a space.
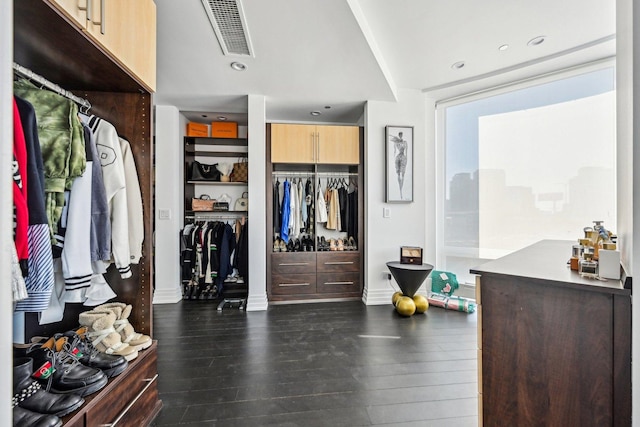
471, 240, 630, 427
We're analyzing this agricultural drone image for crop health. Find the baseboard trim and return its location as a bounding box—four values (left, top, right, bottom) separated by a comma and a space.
246, 293, 268, 311
152, 287, 182, 304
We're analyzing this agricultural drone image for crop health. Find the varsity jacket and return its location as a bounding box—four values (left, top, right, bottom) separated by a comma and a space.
119, 137, 144, 264
79, 116, 111, 262
87, 115, 132, 278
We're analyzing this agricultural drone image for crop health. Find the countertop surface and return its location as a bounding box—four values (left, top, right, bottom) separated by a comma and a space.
470, 239, 629, 295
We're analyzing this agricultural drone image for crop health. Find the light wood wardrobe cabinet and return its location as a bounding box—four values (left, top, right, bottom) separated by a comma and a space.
48, 0, 157, 91
271, 123, 359, 164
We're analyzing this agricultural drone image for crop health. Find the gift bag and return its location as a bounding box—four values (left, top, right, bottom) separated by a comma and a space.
430, 270, 459, 296
231, 157, 248, 182
189, 161, 220, 181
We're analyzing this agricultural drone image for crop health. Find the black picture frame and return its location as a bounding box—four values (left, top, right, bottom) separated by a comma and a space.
385, 125, 413, 203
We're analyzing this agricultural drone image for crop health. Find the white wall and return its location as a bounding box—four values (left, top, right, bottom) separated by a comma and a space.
153, 105, 184, 303
1, 1, 13, 424
616, 0, 640, 424
246, 95, 269, 311
362, 89, 435, 304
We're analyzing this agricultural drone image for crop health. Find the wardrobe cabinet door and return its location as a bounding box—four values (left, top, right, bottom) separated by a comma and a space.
271, 124, 315, 163
316, 125, 359, 164
85, 0, 156, 91
48, 0, 89, 28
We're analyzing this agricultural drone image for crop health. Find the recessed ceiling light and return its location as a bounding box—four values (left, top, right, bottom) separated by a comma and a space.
230, 62, 247, 71
217, 116, 227, 121
324, 106, 331, 109
201, 114, 208, 118
498, 44, 509, 51
527, 36, 545, 47
310, 111, 321, 116
451, 61, 465, 70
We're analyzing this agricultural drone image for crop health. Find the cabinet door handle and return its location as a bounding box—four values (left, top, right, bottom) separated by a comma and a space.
99, 374, 159, 426
316, 132, 320, 161
279, 283, 310, 287
84, 0, 91, 20
324, 281, 354, 285
279, 262, 309, 266
89, 0, 105, 34
324, 261, 354, 265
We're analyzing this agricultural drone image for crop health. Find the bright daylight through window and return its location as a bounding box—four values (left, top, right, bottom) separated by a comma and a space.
438, 66, 616, 283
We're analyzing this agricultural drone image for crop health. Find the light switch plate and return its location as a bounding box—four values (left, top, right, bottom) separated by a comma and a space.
159, 209, 171, 220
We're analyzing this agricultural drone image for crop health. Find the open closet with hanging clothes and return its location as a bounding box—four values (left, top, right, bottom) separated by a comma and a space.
180, 214, 249, 310
12, 1, 160, 425
266, 123, 364, 302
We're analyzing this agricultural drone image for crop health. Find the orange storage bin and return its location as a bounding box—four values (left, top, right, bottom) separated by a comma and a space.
186, 122, 208, 137
211, 121, 238, 138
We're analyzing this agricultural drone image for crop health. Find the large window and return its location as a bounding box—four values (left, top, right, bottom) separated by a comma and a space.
437, 65, 616, 283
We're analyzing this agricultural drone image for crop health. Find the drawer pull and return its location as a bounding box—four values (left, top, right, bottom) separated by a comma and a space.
99, 374, 158, 426
324, 261, 354, 265
279, 262, 309, 266
324, 281, 354, 285
278, 283, 310, 287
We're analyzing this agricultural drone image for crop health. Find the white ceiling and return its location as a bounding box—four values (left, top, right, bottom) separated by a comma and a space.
154, 0, 616, 124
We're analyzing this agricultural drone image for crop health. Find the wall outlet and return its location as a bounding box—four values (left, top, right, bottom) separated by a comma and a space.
383, 271, 392, 280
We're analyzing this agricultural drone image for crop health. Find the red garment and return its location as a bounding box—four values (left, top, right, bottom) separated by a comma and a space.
13, 98, 29, 273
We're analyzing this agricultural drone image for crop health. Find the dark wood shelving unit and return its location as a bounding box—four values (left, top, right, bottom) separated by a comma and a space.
14, 1, 161, 425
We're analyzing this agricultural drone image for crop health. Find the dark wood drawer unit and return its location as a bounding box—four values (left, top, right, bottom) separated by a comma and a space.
317, 252, 360, 273
471, 240, 631, 427
62, 342, 162, 427
272, 253, 317, 274
271, 273, 317, 295
317, 271, 360, 294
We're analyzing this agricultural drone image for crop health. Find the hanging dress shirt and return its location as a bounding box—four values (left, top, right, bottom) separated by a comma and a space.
280, 180, 291, 243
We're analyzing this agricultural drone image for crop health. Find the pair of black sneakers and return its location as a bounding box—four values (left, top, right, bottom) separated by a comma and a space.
13, 327, 128, 427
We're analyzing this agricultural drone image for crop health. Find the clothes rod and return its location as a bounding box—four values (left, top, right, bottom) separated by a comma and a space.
272, 171, 357, 176
13, 62, 92, 112
186, 214, 248, 220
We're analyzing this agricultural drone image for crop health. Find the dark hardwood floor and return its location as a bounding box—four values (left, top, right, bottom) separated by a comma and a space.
151, 300, 478, 426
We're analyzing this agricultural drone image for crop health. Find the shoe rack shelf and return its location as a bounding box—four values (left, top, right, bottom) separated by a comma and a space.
62, 342, 161, 427
266, 124, 364, 302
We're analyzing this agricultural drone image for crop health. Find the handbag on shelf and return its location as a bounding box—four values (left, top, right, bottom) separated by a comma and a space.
214, 193, 231, 211
189, 161, 221, 181
234, 192, 248, 211
191, 194, 215, 211
230, 157, 248, 182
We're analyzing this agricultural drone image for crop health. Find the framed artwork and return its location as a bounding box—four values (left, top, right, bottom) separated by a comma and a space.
385, 125, 413, 203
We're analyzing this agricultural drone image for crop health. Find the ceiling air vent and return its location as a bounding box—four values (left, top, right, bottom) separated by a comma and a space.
201, 0, 254, 56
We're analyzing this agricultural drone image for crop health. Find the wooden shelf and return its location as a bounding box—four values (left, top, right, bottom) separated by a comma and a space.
185, 137, 248, 146
187, 181, 247, 185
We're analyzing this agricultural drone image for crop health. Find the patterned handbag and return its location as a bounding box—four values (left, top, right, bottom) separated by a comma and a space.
231, 157, 248, 182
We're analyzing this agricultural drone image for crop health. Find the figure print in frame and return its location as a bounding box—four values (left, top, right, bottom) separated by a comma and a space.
385, 125, 413, 203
